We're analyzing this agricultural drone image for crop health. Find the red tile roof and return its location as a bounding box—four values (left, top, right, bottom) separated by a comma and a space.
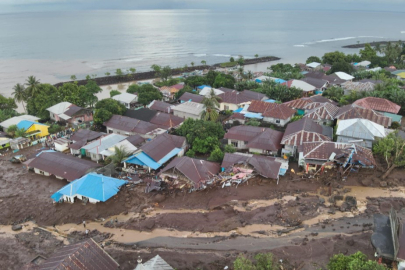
248, 100, 295, 120
354, 97, 400, 114
335, 105, 392, 128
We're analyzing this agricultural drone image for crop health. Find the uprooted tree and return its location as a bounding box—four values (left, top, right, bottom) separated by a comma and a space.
373, 131, 405, 179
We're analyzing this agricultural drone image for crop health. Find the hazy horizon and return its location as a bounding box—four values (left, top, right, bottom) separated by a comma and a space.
2, 0, 405, 14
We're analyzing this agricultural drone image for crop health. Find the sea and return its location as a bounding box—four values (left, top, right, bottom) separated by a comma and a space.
0, 9, 404, 102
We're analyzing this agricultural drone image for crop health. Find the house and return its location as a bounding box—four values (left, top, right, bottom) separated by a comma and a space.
172, 101, 204, 120
51, 173, 127, 204
199, 87, 224, 97
221, 153, 285, 180
306, 62, 321, 70
281, 118, 332, 156
283, 96, 336, 115
17, 120, 49, 140
150, 112, 184, 129
336, 118, 387, 148
69, 129, 104, 155
148, 100, 173, 113
301, 77, 329, 94
356, 60, 371, 68
22, 238, 119, 270
159, 84, 184, 100
81, 133, 127, 161
341, 81, 377, 95
247, 100, 296, 127
304, 71, 346, 86
224, 113, 246, 125
0, 136, 10, 150
54, 137, 71, 152
25, 150, 101, 181
99, 139, 139, 158
124, 108, 157, 122
135, 255, 174, 270
10, 137, 31, 150
159, 156, 220, 190
298, 141, 376, 172
0, 115, 39, 131
282, 79, 316, 96
178, 92, 204, 103
353, 97, 401, 114
46, 102, 93, 125
335, 105, 392, 128
303, 102, 339, 125
124, 133, 186, 171
112, 92, 138, 109
224, 126, 284, 156
239, 90, 268, 101
217, 91, 253, 111
104, 115, 162, 138
332, 72, 354, 81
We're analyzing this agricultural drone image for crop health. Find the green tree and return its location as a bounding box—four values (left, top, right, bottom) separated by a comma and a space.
83, 80, 102, 107
0, 94, 18, 110
230, 57, 235, 62
185, 149, 196, 158
70, 75, 77, 81
191, 62, 195, 67
184, 76, 207, 89
329, 61, 354, 74
213, 73, 236, 89
174, 85, 194, 100
6, 125, 18, 137
151, 65, 172, 81
328, 252, 387, 270
205, 70, 220, 86
12, 83, 27, 113
269, 63, 300, 73
106, 146, 131, 167
359, 44, 377, 60
58, 82, 85, 107
14, 127, 27, 138
322, 86, 344, 102
255, 54, 259, 58
175, 118, 225, 148
129, 67, 136, 74
201, 60, 207, 65
261, 80, 302, 103
234, 253, 279, 270
93, 109, 113, 125
246, 119, 261, 126
105, 72, 111, 76
382, 42, 402, 64
110, 90, 121, 97
373, 131, 405, 179
224, 144, 236, 153
192, 136, 220, 154
322, 51, 347, 65
127, 84, 163, 105
93, 99, 127, 124
306, 56, 322, 64
237, 56, 245, 66
86, 75, 91, 80
201, 89, 220, 122
25, 76, 41, 97
115, 69, 124, 78
208, 147, 224, 162
26, 84, 60, 120
0, 109, 19, 124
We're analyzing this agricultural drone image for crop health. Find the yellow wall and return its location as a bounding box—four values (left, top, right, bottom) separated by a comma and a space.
27, 123, 49, 138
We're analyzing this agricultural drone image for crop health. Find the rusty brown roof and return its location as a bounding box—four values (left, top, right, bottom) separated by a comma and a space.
218, 91, 253, 105
70, 129, 104, 143
150, 112, 184, 129
39, 238, 119, 270
149, 100, 173, 113
354, 97, 401, 114
299, 141, 376, 166
283, 98, 313, 110
248, 100, 296, 119
304, 103, 339, 121
281, 118, 332, 146
141, 133, 186, 162
245, 128, 284, 151
221, 153, 281, 179
228, 113, 246, 120
103, 115, 159, 134
125, 134, 146, 147
240, 90, 266, 101
27, 151, 101, 181
224, 126, 267, 142
178, 92, 204, 103
336, 105, 392, 127
248, 100, 276, 113
160, 156, 220, 188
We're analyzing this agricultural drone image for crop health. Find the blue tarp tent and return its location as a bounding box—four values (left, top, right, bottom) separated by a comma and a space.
51, 173, 127, 203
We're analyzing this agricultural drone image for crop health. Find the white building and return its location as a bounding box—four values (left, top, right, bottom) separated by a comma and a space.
112, 93, 138, 109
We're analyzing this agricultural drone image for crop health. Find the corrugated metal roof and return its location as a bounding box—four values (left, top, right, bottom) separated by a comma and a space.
125, 152, 161, 170
27, 151, 101, 181
135, 255, 174, 270
100, 139, 138, 157
218, 91, 253, 105
149, 100, 173, 113
245, 128, 284, 151
38, 238, 119, 270
70, 129, 104, 143
160, 156, 220, 188
281, 118, 331, 146
104, 115, 159, 134
354, 97, 401, 114
46, 102, 72, 115
124, 108, 158, 122
178, 92, 204, 103
304, 103, 339, 121
125, 134, 146, 147
82, 134, 127, 154
341, 81, 376, 92
334, 72, 354, 81
336, 118, 386, 140
150, 112, 184, 129
51, 173, 127, 202
140, 133, 185, 162
301, 77, 328, 89
112, 93, 138, 103
336, 105, 392, 127
172, 101, 204, 115
282, 79, 316, 92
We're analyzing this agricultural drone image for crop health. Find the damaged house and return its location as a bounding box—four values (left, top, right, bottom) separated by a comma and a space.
69, 129, 105, 155
298, 141, 376, 173
224, 126, 284, 156
247, 100, 296, 127
159, 156, 220, 190
103, 115, 165, 139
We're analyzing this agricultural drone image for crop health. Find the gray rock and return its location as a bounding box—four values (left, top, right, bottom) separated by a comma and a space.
380, 181, 387, 187
12, 224, 22, 231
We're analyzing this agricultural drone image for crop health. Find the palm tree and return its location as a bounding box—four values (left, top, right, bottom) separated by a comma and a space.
201, 60, 207, 66
191, 62, 195, 67
201, 89, 220, 121
107, 146, 131, 167
246, 71, 254, 80
25, 76, 40, 97
14, 127, 27, 138
237, 67, 245, 81
12, 83, 27, 113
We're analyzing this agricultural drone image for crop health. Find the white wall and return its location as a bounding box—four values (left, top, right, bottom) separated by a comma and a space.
173, 110, 201, 120
55, 143, 69, 152
228, 139, 246, 149
34, 168, 51, 176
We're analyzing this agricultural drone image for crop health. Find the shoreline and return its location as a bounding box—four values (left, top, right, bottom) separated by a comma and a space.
342, 40, 403, 48
53, 56, 281, 88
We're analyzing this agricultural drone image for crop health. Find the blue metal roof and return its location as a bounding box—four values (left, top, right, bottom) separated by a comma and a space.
244, 112, 263, 119
125, 152, 161, 170
157, 148, 181, 164
264, 99, 276, 103
197, 85, 210, 89
16, 120, 34, 130
234, 108, 243, 113
51, 173, 127, 202
255, 79, 263, 83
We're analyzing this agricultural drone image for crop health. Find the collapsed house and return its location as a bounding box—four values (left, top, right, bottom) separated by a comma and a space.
221, 153, 288, 184
371, 208, 405, 268
159, 156, 220, 190
298, 141, 376, 173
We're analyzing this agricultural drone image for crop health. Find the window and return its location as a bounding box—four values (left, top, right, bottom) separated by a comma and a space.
231, 141, 238, 147
276, 119, 280, 124
108, 129, 113, 134
224, 105, 229, 110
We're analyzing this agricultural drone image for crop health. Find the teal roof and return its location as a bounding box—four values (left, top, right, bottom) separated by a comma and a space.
16, 120, 47, 130
125, 148, 181, 170
51, 173, 127, 202
383, 112, 402, 123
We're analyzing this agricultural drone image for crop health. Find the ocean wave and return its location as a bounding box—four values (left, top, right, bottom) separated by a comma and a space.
123, 57, 144, 62
193, 53, 207, 57
401, 31, 405, 34
213, 54, 232, 57
293, 45, 306, 47
315, 37, 356, 43
358, 36, 384, 38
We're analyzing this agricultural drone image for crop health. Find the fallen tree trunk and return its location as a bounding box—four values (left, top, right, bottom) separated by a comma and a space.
382, 164, 397, 179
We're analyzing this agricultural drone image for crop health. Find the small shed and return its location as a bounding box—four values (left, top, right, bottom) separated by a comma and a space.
54, 137, 71, 152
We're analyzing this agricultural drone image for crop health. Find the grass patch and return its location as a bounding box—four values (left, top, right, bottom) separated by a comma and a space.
220, 62, 238, 68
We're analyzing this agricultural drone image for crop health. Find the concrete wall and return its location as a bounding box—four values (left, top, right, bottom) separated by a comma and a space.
263, 116, 291, 127
228, 139, 247, 149
173, 110, 201, 120
248, 148, 277, 156
55, 143, 69, 152
34, 168, 51, 177
220, 103, 239, 111
337, 135, 372, 149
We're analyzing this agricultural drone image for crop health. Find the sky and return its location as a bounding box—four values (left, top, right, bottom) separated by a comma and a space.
1, 0, 405, 13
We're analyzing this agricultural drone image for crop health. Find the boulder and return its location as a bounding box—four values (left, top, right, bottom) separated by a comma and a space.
12, 224, 22, 231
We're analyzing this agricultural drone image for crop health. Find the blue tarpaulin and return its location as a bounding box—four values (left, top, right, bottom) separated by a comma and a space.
51, 173, 127, 202
234, 108, 243, 113
244, 113, 263, 119
264, 99, 276, 103
197, 85, 210, 89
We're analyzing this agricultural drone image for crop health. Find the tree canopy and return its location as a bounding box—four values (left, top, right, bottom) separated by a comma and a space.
359, 44, 377, 60
260, 81, 302, 103
306, 56, 321, 64
328, 252, 387, 270
233, 253, 279, 270
93, 99, 127, 125
151, 65, 172, 81
127, 83, 163, 105
322, 51, 347, 65
329, 61, 354, 74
